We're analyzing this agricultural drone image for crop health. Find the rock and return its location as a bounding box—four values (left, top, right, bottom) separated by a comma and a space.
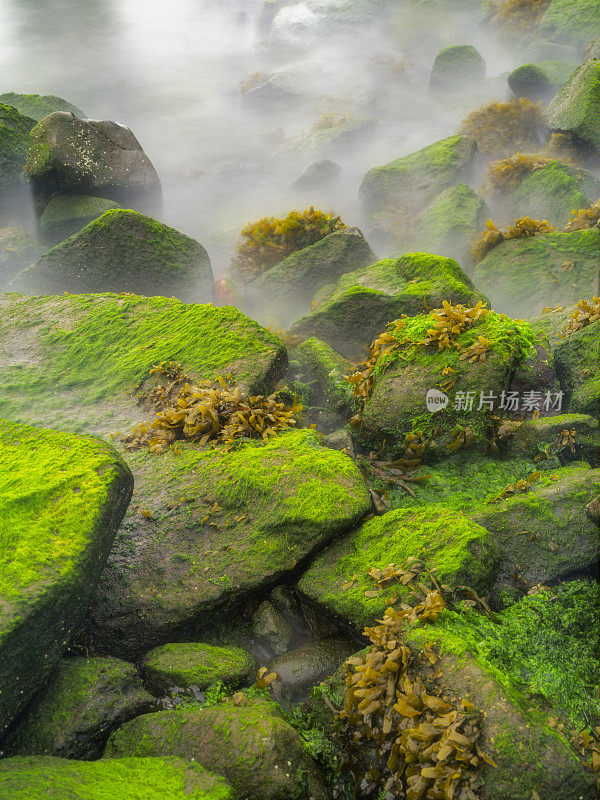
473, 230, 600, 319
471, 465, 600, 599
547, 59, 600, 153
39, 194, 121, 245
247, 226, 375, 327
323, 428, 354, 454
0, 103, 36, 208
0, 756, 234, 799
88, 429, 370, 658
4, 657, 153, 758
242, 62, 323, 108
586, 494, 600, 524
507, 333, 559, 400
522, 39, 580, 63
506, 413, 599, 465
10, 209, 214, 303
429, 45, 486, 90
539, 0, 600, 46
291, 252, 484, 360
410, 184, 489, 269
292, 159, 341, 191
297, 114, 377, 158
268, 637, 357, 705
26, 112, 162, 215
507, 61, 574, 101
359, 134, 478, 250
0, 227, 42, 288
0, 93, 84, 121
104, 697, 327, 800
0, 420, 132, 736
298, 507, 498, 629
553, 317, 600, 416
141, 643, 257, 696
252, 601, 295, 657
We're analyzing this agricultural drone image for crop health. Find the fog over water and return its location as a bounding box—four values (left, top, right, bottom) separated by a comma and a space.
0, 0, 525, 272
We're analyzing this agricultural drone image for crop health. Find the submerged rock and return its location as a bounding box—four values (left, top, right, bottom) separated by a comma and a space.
0, 420, 132, 736
0, 92, 84, 121
547, 59, 600, 153
10, 209, 214, 303
5, 657, 153, 758
39, 194, 121, 245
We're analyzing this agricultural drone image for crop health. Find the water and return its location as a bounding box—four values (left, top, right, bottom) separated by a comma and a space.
0, 0, 523, 273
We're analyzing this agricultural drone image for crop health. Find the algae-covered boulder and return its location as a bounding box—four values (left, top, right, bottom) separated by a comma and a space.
40, 194, 121, 245
291, 252, 484, 359
359, 135, 477, 249
0, 420, 132, 735
471, 465, 600, 599
26, 112, 162, 214
554, 317, 600, 416
0, 756, 234, 800
0, 103, 36, 206
104, 697, 328, 800
141, 643, 257, 696
429, 45, 485, 90
0, 93, 84, 121
88, 430, 370, 658
547, 59, 600, 152
298, 507, 498, 629
11, 209, 214, 302
0, 227, 42, 288
507, 61, 573, 101
507, 413, 599, 465
5, 656, 153, 758
473, 230, 600, 319
247, 226, 375, 327
539, 0, 600, 46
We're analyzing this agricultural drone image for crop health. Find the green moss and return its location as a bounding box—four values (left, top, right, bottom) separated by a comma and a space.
0, 93, 84, 121
288, 337, 353, 414
547, 58, 600, 151
142, 643, 256, 694
511, 161, 595, 227
554, 318, 600, 415
0, 756, 234, 799
539, 0, 600, 45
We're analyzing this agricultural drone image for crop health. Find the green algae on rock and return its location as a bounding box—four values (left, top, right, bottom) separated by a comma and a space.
141, 642, 257, 695
539, 0, 600, 46
507, 413, 599, 465
0, 92, 85, 121
104, 696, 328, 800
553, 317, 600, 416
0, 103, 36, 205
298, 507, 498, 629
429, 45, 486, 90
0, 755, 234, 800
10, 209, 214, 303
0, 419, 133, 735
39, 194, 121, 245
0, 227, 42, 288
547, 59, 600, 152
5, 656, 153, 758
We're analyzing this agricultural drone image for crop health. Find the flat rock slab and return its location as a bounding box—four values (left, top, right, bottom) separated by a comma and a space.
0, 420, 132, 735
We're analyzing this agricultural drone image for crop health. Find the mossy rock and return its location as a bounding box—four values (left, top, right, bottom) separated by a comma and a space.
0, 756, 234, 800
291, 252, 484, 360
410, 183, 489, 269
0, 227, 42, 288
104, 696, 328, 800
471, 465, 600, 599
247, 227, 375, 327
539, 0, 600, 46
251, 600, 294, 657
4, 656, 153, 758
553, 318, 600, 416
26, 112, 162, 215
507, 61, 574, 100
506, 413, 599, 465
10, 209, 214, 303
547, 59, 600, 152
0, 93, 85, 122
0, 103, 36, 206
0, 420, 133, 735
292, 159, 341, 192
39, 194, 121, 245
298, 507, 499, 629
473, 230, 600, 319
141, 643, 257, 696
359, 134, 478, 249
429, 45, 486, 90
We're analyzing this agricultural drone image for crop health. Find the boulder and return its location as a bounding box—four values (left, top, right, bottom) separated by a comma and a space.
292, 159, 341, 191
586, 494, 600, 524
473, 230, 600, 319
506, 413, 599, 465
26, 112, 162, 215
291, 252, 484, 359
0, 227, 42, 288
539, 0, 600, 46
547, 59, 600, 153
141, 643, 257, 696
553, 317, 600, 416
359, 134, 478, 249
0, 756, 234, 799
247, 226, 375, 327
10, 209, 214, 303
4, 657, 153, 758
104, 697, 328, 800
0, 93, 84, 122
0, 420, 132, 735
507, 61, 574, 101
298, 507, 498, 629
242, 62, 323, 109
429, 45, 486, 90
0, 103, 36, 207
251, 600, 295, 657
39, 194, 120, 245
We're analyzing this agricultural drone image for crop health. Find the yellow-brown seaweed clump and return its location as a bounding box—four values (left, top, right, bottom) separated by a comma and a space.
564, 200, 600, 232
565, 297, 600, 334
472, 216, 554, 262
231, 206, 346, 283
122, 361, 302, 452
492, 0, 551, 31
484, 152, 555, 193
459, 99, 545, 157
